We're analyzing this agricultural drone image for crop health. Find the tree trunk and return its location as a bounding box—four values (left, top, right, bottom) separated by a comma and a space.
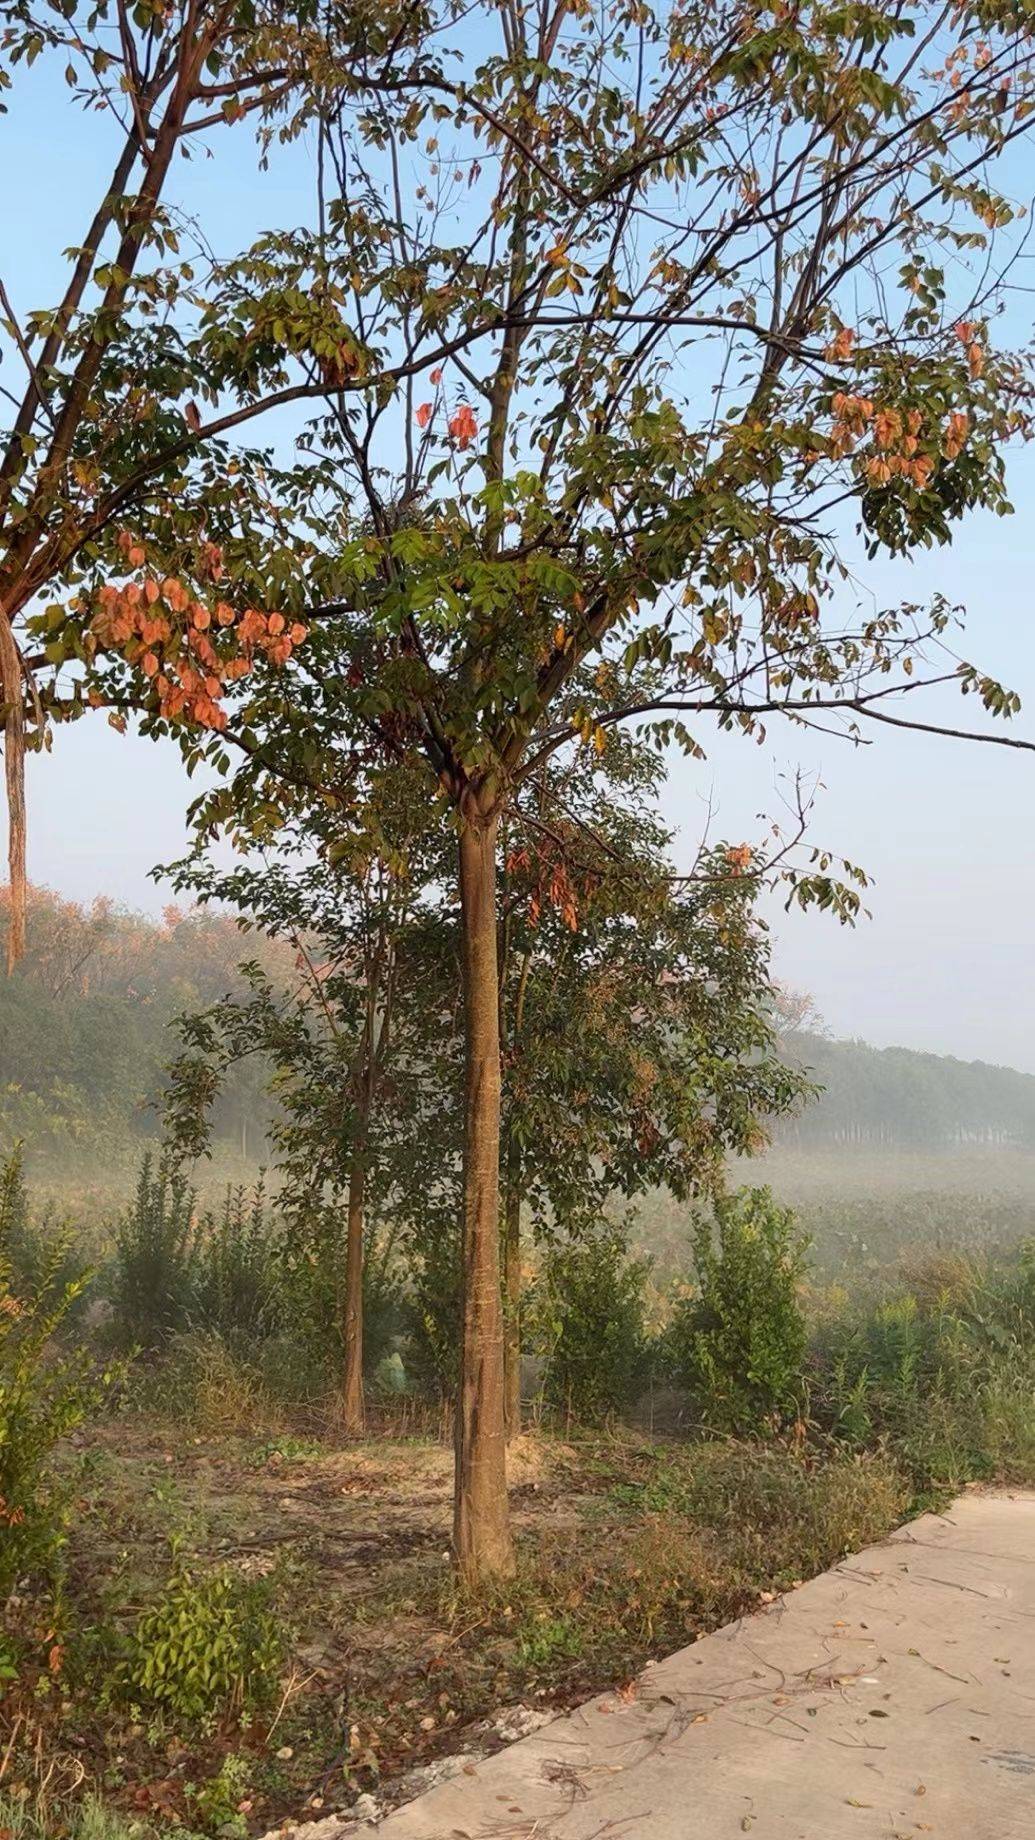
342, 1123, 366, 1436
454, 809, 514, 1581
502, 1150, 522, 1442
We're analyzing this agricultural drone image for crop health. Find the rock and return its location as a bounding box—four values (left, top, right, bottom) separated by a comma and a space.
257, 1793, 383, 1840
395, 1754, 469, 1798
489, 1704, 555, 1743
347, 1793, 383, 1826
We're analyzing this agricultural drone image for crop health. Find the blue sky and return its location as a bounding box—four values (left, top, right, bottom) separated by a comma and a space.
4, 48, 1035, 1070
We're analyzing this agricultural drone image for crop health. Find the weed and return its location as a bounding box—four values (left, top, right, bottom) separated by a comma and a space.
111, 1157, 197, 1351
0, 1795, 156, 1840
606, 1441, 907, 1588
193, 1182, 282, 1352
124, 1548, 285, 1727
184, 1754, 253, 1838
812, 1242, 1035, 1491
0, 1161, 112, 1603
129, 1333, 286, 1439
246, 1434, 325, 1468
514, 1612, 584, 1669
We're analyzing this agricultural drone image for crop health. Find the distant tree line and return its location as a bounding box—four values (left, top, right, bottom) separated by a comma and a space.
5, 890, 1034, 1174
779, 1031, 1035, 1151
0, 886, 281, 1169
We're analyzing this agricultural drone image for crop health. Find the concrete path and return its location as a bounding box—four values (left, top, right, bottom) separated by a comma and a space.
359, 1490, 1035, 1840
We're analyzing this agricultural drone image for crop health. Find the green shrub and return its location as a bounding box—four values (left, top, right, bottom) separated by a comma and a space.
125, 1549, 284, 1726
192, 1180, 282, 1351
0, 1145, 89, 1310
136, 1333, 285, 1437
111, 1155, 197, 1350
265, 1197, 401, 1393
668, 1187, 809, 1432
812, 1242, 1035, 1492
362, 1236, 406, 1378
535, 1229, 651, 1421
0, 1155, 110, 1603
0, 1146, 32, 1286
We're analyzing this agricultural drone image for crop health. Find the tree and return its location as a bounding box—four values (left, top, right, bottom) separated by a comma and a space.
35, 0, 1035, 1579
495, 740, 808, 1435
0, 0, 448, 965
162, 776, 454, 1430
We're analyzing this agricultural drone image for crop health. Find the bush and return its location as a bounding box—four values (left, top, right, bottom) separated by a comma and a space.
0, 1146, 89, 1310
610, 1441, 908, 1586
137, 1332, 285, 1437
535, 1229, 651, 1421
192, 1180, 282, 1351
125, 1548, 285, 1726
812, 1241, 1035, 1491
110, 1171, 405, 1410
0, 1151, 110, 1603
667, 1187, 810, 1432
0, 1147, 31, 1287
111, 1155, 197, 1349
362, 1234, 406, 1378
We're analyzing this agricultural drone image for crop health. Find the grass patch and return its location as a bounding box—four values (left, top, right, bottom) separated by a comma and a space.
0, 1798, 156, 1840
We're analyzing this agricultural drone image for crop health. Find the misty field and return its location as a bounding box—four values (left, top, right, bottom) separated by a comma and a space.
637, 1145, 1035, 1284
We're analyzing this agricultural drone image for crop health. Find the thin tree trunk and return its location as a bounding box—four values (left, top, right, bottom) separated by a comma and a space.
502, 1147, 522, 1442
0, 605, 26, 971
342, 1119, 367, 1436
454, 809, 514, 1581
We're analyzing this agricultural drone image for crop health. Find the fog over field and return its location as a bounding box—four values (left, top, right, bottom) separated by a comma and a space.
5, 886, 1035, 1286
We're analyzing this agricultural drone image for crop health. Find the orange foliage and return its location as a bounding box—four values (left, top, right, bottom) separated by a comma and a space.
90, 535, 308, 733
448, 403, 478, 450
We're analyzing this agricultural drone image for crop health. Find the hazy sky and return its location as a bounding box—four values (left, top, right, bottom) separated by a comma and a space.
5, 53, 1035, 1072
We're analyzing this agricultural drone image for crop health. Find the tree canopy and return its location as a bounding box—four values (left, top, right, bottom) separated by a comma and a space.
6, 0, 1035, 1578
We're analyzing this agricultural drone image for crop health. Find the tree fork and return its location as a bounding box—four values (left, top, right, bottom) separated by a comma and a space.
454, 804, 514, 1581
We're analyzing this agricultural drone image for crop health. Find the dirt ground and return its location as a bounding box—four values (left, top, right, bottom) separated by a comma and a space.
1, 1411, 910, 1837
